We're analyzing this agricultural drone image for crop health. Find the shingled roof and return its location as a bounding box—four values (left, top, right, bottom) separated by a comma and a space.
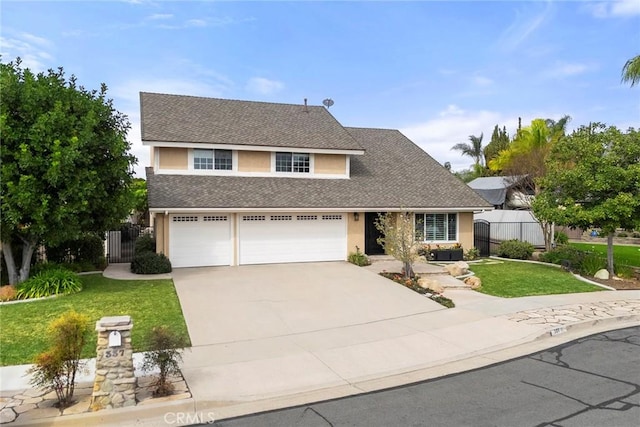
146, 127, 490, 211
140, 92, 363, 152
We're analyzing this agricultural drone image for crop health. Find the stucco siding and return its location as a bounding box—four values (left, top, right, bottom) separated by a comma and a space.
158, 147, 188, 170
347, 212, 365, 255
315, 154, 347, 175
458, 212, 474, 252
238, 151, 271, 172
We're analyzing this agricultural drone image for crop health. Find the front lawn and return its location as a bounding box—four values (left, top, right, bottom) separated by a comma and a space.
569, 242, 640, 267
470, 260, 604, 298
0, 274, 190, 366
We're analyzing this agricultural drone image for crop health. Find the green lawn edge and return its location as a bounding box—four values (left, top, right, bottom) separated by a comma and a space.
0, 274, 191, 366
471, 259, 604, 298
569, 242, 640, 268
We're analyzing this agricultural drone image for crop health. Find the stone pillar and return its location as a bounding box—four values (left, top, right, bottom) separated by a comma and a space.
90, 316, 136, 411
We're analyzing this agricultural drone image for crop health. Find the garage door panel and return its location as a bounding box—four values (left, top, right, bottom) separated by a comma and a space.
239, 213, 346, 265
169, 215, 231, 268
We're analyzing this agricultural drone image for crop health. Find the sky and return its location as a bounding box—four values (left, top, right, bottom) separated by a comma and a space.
2, 0, 639, 177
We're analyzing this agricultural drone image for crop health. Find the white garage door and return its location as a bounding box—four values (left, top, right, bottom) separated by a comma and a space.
169, 215, 231, 268
239, 213, 347, 265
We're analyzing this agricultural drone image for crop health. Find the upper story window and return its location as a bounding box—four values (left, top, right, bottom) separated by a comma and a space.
276, 152, 310, 173
194, 149, 232, 170
415, 213, 458, 242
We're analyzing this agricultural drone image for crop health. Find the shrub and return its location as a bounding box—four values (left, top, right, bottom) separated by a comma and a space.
632, 232, 640, 238
348, 246, 371, 266
464, 247, 480, 261
615, 264, 635, 279
554, 231, 569, 245
0, 285, 17, 302
141, 326, 188, 397
540, 246, 587, 268
28, 311, 91, 408
617, 231, 628, 238
46, 233, 105, 266
496, 240, 534, 260
580, 253, 606, 276
17, 268, 82, 299
134, 233, 156, 255
131, 252, 172, 274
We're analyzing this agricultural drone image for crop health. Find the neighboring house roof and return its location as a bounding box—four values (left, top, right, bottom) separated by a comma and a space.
140, 92, 364, 152
146, 127, 491, 211
467, 175, 527, 206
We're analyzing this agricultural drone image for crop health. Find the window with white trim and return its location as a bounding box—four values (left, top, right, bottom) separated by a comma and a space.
275, 152, 310, 173
194, 149, 232, 170
414, 213, 458, 242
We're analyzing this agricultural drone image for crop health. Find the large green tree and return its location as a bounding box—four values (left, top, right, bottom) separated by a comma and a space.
1, 59, 136, 284
483, 124, 510, 167
533, 124, 640, 274
622, 55, 640, 87
489, 116, 570, 250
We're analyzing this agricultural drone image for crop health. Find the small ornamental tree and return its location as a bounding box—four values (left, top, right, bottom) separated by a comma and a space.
534, 123, 640, 275
142, 326, 188, 397
28, 311, 91, 408
1, 58, 136, 284
375, 211, 423, 279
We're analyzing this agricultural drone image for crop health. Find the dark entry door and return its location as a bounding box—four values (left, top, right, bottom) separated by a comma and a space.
365, 212, 385, 255
474, 219, 490, 257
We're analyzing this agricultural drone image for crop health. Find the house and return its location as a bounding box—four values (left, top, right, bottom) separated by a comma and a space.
141, 92, 491, 268
467, 175, 535, 210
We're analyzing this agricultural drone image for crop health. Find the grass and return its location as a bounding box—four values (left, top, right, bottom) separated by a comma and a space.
470, 260, 604, 298
0, 274, 190, 366
569, 242, 640, 267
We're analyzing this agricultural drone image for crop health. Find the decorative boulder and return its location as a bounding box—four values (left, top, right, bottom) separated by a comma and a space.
594, 269, 610, 280
531, 251, 543, 261
444, 261, 469, 277
417, 277, 444, 294
464, 276, 482, 289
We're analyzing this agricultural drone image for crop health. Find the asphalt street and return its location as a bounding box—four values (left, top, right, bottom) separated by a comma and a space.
210, 326, 640, 427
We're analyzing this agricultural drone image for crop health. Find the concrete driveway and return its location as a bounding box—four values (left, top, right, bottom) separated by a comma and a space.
172, 261, 443, 347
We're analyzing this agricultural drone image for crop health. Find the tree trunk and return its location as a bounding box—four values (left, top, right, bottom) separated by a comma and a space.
1, 241, 19, 286
1, 238, 36, 285
540, 220, 553, 251
403, 261, 414, 279
607, 232, 615, 276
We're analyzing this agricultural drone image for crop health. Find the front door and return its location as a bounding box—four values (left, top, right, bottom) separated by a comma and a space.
364, 212, 386, 255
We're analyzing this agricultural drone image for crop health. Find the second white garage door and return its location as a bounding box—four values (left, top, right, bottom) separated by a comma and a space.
239, 213, 347, 265
169, 215, 231, 268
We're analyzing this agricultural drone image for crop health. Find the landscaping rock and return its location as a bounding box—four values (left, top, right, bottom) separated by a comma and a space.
417, 277, 444, 294
444, 261, 469, 277
464, 276, 482, 290
594, 269, 610, 280
531, 251, 543, 261
0, 408, 16, 424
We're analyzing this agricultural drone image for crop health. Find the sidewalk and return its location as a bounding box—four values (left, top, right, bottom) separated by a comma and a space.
1, 262, 639, 426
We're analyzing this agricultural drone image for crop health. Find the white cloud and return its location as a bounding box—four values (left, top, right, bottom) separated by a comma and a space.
544, 61, 594, 78
147, 13, 173, 20
401, 105, 519, 171
472, 76, 494, 87
0, 32, 53, 71
587, 0, 640, 18
186, 19, 207, 28
245, 77, 284, 96
497, 2, 553, 51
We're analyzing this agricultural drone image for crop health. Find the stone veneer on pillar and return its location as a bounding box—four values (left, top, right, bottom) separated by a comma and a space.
90, 315, 137, 411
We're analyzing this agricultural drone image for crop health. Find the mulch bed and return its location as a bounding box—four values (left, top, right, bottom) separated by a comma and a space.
588, 276, 640, 290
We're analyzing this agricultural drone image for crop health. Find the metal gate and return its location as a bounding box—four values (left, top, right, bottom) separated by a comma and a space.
474, 219, 491, 257
106, 224, 150, 263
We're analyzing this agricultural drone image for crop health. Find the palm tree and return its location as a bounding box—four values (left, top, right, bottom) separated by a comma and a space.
622, 55, 640, 87
451, 133, 484, 167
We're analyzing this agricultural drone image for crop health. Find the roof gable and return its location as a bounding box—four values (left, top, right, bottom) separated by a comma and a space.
140, 92, 363, 152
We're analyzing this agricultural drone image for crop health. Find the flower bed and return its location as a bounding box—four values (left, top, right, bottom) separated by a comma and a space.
379, 272, 455, 308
